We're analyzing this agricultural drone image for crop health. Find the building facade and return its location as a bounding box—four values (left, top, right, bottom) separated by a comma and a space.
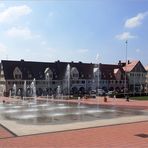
0, 63, 5, 96
122, 60, 146, 95
1, 60, 127, 97
145, 65, 148, 94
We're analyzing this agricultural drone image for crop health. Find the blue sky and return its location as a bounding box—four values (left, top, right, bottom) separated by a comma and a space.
0, 0, 148, 66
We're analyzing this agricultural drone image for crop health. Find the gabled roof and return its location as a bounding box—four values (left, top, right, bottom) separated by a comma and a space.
145, 65, 148, 71
123, 60, 146, 72
123, 61, 139, 72
1, 60, 94, 80
1, 60, 125, 81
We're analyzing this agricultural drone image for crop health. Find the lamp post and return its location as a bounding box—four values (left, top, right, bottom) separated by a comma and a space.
146, 83, 148, 95
96, 54, 100, 92
124, 40, 128, 98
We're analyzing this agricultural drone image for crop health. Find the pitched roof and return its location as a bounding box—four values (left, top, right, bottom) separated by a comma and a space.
145, 65, 148, 71
1, 60, 95, 80
123, 61, 139, 72
1, 60, 125, 81
99, 64, 125, 80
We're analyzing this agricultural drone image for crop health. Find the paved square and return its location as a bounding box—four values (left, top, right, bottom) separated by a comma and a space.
0, 96, 148, 147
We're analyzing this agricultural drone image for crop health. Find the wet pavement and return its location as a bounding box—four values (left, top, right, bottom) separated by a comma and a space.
0, 101, 147, 125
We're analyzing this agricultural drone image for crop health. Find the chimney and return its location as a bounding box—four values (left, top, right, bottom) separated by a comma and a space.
118, 60, 121, 65
128, 60, 130, 64
21, 59, 24, 62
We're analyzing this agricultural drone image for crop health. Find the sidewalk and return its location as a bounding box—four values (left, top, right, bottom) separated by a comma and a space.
0, 121, 147, 148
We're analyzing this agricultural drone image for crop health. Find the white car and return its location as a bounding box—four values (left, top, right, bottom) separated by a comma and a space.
90, 90, 96, 98
97, 89, 105, 96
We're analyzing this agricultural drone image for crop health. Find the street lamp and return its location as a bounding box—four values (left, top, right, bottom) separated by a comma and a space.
124, 40, 128, 98
96, 54, 100, 92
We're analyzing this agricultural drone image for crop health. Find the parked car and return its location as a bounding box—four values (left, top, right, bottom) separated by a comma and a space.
97, 89, 105, 96
107, 91, 116, 97
90, 90, 96, 98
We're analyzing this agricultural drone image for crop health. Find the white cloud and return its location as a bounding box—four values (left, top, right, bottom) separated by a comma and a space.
5, 27, 40, 39
115, 32, 137, 41
0, 5, 32, 23
125, 12, 148, 28
0, 43, 7, 53
77, 48, 88, 53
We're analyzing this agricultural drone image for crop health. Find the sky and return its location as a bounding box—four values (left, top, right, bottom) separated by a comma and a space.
0, 0, 148, 66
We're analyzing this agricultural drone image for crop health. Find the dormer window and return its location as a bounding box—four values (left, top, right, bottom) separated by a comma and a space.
44, 67, 53, 80
93, 67, 100, 78
71, 67, 79, 80
13, 67, 22, 80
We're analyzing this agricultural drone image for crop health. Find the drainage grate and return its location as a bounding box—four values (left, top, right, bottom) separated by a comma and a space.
135, 133, 148, 138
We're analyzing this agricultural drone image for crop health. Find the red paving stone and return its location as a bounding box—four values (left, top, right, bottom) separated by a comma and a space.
0, 96, 148, 147
0, 121, 147, 148
0, 125, 15, 139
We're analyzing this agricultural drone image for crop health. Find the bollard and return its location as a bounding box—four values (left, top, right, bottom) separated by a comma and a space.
104, 96, 107, 102
126, 96, 129, 102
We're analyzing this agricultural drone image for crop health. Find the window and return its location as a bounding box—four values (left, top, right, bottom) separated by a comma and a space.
13, 67, 22, 80
81, 74, 84, 78
71, 67, 79, 80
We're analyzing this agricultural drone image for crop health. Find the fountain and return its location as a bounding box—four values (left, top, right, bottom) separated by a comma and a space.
0, 99, 147, 126
0, 79, 147, 128
57, 85, 61, 99
17, 89, 21, 96
78, 96, 81, 106
23, 81, 26, 102
0, 85, 5, 96
64, 64, 70, 98
9, 90, 12, 98
46, 72, 50, 102
30, 79, 37, 103
12, 83, 16, 98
